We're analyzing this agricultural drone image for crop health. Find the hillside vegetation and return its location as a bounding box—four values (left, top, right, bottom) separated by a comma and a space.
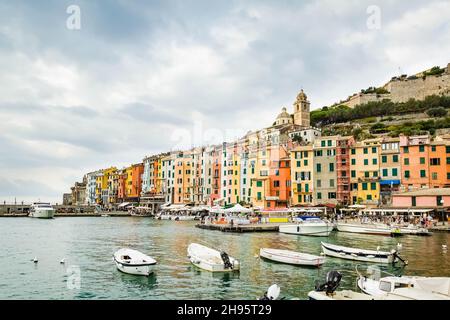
313, 95, 450, 138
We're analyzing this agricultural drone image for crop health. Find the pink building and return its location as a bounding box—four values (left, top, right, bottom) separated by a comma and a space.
392, 188, 450, 208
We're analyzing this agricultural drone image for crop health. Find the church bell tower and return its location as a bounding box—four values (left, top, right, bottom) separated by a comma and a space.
293, 89, 310, 127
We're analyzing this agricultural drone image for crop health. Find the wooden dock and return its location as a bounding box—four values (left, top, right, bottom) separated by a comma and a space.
196, 223, 280, 233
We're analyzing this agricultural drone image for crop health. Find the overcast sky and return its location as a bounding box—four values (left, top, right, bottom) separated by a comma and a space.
1, 0, 449, 203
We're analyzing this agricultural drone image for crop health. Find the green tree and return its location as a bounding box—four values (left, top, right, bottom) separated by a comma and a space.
426, 107, 447, 118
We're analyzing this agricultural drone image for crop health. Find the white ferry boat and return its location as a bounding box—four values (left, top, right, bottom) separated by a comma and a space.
29, 202, 55, 219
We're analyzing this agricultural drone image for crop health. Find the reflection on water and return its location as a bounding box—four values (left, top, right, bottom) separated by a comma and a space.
0, 217, 448, 299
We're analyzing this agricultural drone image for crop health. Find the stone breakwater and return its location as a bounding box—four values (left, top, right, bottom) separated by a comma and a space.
0, 204, 102, 216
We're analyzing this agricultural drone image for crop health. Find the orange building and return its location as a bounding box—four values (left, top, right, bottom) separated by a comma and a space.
266, 157, 291, 209
429, 139, 450, 188
128, 163, 144, 201
400, 135, 431, 190
265, 143, 291, 209
210, 146, 222, 205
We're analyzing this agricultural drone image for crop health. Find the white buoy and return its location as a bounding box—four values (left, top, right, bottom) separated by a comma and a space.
443, 245, 448, 250
33, 257, 38, 263
254, 254, 259, 258
376, 246, 380, 252
60, 258, 66, 264
397, 243, 402, 250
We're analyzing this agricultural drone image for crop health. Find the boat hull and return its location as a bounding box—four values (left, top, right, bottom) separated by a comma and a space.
321, 242, 395, 264
30, 209, 55, 219
173, 216, 196, 221
259, 248, 325, 267
279, 223, 332, 237
114, 260, 155, 276
308, 290, 374, 300
336, 223, 393, 236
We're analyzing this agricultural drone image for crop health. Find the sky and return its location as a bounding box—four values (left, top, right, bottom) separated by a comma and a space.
0, 0, 449, 203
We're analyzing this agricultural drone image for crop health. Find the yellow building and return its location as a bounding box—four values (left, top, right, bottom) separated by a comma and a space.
125, 166, 133, 198
350, 139, 381, 206
290, 145, 314, 206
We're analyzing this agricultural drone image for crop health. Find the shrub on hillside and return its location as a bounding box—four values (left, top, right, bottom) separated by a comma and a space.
426, 107, 447, 118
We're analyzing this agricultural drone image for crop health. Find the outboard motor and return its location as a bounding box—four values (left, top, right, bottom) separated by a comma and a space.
220, 251, 233, 269
315, 270, 342, 295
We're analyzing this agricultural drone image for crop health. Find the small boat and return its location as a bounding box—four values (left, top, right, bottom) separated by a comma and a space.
358, 274, 450, 299
309, 270, 449, 300
279, 217, 332, 236
308, 270, 375, 300
113, 248, 157, 276
321, 242, 405, 264
259, 248, 325, 267
336, 222, 401, 237
172, 215, 196, 221
29, 202, 55, 219
101, 214, 110, 217
187, 243, 240, 272
396, 225, 431, 236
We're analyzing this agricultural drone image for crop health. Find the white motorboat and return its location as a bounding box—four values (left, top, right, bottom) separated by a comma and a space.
396, 224, 431, 236
358, 275, 450, 299
321, 242, 405, 264
29, 202, 55, 219
336, 222, 401, 237
187, 243, 240, 272
279, 217, 333, 236
113, 248, 157, 276
172, 215, 196, 221
156, 212, 172, 220
308, 270, 375, 300
259, 248, 325, 267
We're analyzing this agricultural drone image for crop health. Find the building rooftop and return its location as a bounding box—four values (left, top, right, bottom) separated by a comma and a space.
394, 188, 450, 197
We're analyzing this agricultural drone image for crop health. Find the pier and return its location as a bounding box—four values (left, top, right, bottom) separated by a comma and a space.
196, 223, 281, 233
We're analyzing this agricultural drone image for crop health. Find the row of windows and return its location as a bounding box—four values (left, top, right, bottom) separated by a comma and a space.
316, 163, 334, 172
351, 146, 378, 155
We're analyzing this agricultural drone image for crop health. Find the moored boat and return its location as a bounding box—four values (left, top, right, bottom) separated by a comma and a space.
337, 222, 401, 237
172, 215, 196, 221
321, 242, 405, 264
358, 274, 450, 299
113, 248, 157, 276
279, 217, 332, 236
29, 202, 55, 219
187, 243, 240, 272
308, 270, 375, 300
259, 248, 325, 267
396, 225, 431, 236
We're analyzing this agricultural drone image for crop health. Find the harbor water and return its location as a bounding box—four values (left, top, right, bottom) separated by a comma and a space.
0, 217, 449, 300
